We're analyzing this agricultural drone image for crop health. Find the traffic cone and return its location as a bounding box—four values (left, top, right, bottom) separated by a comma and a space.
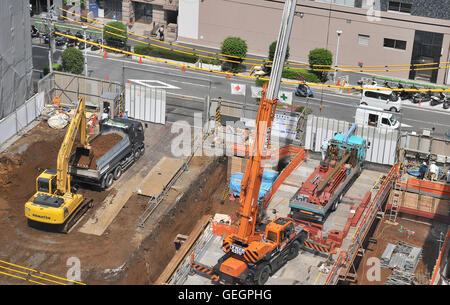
226, 74, 230, 79
182, 66, 186, 71
336, 78, 340, 86
139, 57, 143, 64
306, 149, 309, 159
106, 75, 109, 81
104, 51, 107, 58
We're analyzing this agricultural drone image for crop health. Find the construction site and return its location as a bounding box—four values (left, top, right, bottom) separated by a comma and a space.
0, 0, 449, 291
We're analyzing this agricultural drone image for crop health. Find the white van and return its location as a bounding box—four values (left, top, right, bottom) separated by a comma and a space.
355, 106, 400, 129
360, 88, 402, 112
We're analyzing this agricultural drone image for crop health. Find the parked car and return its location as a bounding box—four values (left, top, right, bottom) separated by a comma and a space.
360, 87, 402, 112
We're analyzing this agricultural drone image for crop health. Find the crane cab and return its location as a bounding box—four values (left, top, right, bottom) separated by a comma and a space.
265, 218, 296, 246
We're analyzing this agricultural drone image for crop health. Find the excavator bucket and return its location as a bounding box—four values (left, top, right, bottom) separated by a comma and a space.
72, 147, 93, 169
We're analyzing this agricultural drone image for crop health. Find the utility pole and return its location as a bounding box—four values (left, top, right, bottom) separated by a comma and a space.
334, 30, 343, 82
46, 5, 55, 73
82, 25, 88, 76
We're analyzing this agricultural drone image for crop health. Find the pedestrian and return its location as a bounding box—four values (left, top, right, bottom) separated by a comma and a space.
429, 162, 438, 181
158, 25, 164, 41
101, 107, 109, 121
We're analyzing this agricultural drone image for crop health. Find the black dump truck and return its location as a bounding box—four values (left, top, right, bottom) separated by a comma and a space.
69, 118, 145, 189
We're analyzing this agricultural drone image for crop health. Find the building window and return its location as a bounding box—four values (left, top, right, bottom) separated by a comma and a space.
388, 1, 412, 13
384, 38, 407, 50
134, 2, 153, 24
358, 34, 370, 46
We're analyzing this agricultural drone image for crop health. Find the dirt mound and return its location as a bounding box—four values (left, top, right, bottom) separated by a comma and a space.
74, 133, 123, 169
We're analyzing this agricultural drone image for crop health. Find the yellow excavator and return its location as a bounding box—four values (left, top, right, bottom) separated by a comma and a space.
25, 96, 93, 233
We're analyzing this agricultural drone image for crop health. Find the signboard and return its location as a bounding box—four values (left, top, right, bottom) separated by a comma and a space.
250, 86, 292, 104
241, 113, 299, 140
231, 83, 246, 95
89, 0, 99, 17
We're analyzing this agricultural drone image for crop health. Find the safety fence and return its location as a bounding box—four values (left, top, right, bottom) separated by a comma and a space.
0, 259, 85, 285
400, 132, 450, 164
325, 164, 399, 284
38, 71, 121, 108
0, 92, 45, 148
305, 115, 399, 165
54, 8, 450, 74
51, 31, 450, 93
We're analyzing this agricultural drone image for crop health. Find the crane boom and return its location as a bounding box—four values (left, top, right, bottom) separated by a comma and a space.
234, 85, 277, 243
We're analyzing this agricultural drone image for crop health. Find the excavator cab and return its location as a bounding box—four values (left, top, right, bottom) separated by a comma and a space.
36, 170, 58, 194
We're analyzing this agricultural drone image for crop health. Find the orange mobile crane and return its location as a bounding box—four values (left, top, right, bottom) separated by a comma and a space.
211, 85, 307, 285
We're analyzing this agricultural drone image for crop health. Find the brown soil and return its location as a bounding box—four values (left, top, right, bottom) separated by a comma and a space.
354, 216, 446, 285
75, 133, 123, 169
111, 157, 240, 284
0, 122, 240, 285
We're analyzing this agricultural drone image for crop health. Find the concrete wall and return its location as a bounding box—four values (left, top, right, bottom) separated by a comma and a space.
177, 0, 450, 84
0, 0, 33, 120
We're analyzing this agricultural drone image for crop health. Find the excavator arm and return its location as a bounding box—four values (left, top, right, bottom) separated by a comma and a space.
56, 96, 89, 194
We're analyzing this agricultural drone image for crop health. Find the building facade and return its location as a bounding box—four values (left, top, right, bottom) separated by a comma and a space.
87, 0, 178, 30
177, 0, 450, 85
0, 0, 33, 120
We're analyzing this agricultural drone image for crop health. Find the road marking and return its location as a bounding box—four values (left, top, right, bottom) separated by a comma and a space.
128, 79, 180, 89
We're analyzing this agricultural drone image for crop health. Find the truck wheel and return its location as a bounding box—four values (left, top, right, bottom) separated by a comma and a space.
287, 240, 300, 260
331, 200, 339, 211
113, 165, 123, 180
134, 149, 141, 160
104, 173, 114, 189
389, 107, 397, 113
256, 264, 270, 285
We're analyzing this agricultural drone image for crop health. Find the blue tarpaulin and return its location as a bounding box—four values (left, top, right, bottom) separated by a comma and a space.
229, 169, 279, 200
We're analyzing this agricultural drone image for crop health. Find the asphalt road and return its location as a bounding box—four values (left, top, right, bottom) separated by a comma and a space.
32, 44, 450, 137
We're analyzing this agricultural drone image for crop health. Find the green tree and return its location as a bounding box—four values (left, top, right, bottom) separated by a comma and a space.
268, 40, 290, 62
221, 37, 248, 72
43, 64, 62, 76
61, 47, 84, 75
308, 48, 333, 82
103, 21, 127, 49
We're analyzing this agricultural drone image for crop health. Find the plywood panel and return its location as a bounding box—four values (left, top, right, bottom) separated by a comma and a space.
138, 157, 185, 197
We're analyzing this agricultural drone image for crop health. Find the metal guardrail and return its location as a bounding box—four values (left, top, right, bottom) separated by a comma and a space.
325, 164, 399, 284
168, 223, 215, 285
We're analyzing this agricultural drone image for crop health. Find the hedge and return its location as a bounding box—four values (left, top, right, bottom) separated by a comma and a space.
134, 44, 198, 63
43, 63, 62, 76
282, 68, 320, 83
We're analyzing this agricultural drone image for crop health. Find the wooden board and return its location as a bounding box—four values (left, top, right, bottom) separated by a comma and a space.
228, 156, 246, 177
155, 215, 212, 285
399, 192, 449, 216
138, 157, 185, 197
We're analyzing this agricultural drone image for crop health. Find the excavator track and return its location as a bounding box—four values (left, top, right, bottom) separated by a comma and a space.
60, 199, 93, 234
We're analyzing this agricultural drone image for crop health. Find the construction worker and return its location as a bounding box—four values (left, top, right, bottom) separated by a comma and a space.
418, 162, 427, 180
429, 162, 438, 181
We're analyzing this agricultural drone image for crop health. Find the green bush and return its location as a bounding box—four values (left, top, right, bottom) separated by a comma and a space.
43, 63, 62, 76
199, 56, 221, 65
282, 68, 320, 83
308, 48, 333, 82
103, 21, 127, 49
268, 41, 290, 62
134, 44, 198, 63
221, 37, 248, 60
61, 47, 84, 75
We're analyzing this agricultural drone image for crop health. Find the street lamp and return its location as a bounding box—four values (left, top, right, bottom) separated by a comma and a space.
334, 30, 343, 82
82, 25, 88, 77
